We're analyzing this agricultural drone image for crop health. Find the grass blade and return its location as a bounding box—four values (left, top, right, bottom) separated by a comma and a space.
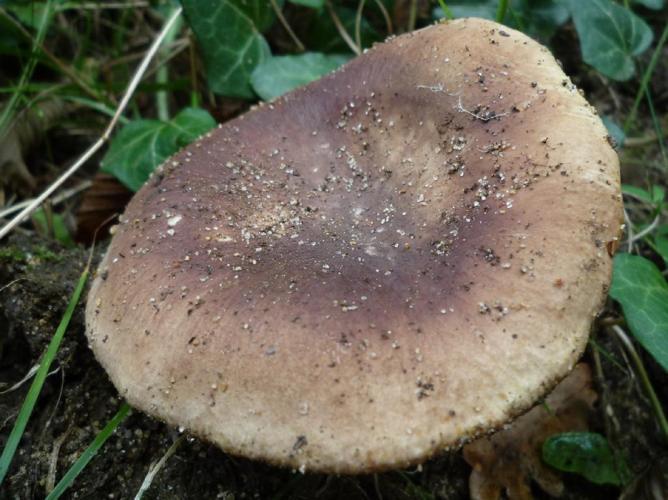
0, 267, 89, 485
46, 402, 130, 499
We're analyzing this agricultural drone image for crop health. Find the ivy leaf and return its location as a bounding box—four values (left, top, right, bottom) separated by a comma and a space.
509, 0, 570, 39
610, 253, 668, 371
288, 0, 324, 8
251, 52, 350, 101
181, 0, 276, 99
542, 432, 630, 486
566, 0, 653, 80
653, 226, 668, 265
632, 0, 664, 9
101, 108, 215, 191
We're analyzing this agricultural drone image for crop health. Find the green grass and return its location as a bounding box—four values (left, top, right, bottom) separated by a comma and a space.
0, 263, 89, 484
46, 402, 130, 500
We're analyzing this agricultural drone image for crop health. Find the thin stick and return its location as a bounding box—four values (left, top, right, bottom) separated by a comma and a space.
623, 214, 660, 247
134, 436, 185, 499
0, 7, 183, 242
326, 0, 360, 56
0, 180, 92, 220
623, 208, 634, 253
269, 0, 305, 52
610, 325, 668, 441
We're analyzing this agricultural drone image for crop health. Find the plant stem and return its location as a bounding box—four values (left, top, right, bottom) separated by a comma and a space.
645, 89, 668, 167
156, 8, 183, 121
373, 0, 393, 34
496, 0, 509, 23
624, 21, 668, 133
326, 0, 360, 55
407, 0, 417, 32
269, 0, 305, 52
611, 325, 668, 441
437, 0, 454, 20
355, 0, 367, 50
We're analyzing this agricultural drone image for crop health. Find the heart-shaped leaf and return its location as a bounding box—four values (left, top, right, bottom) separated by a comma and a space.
610, 253, 668, 371
653, 225, 668, 265
542, 432, 630, 486
566, 0, 653, 80
182, 0, 276, 99
251, 52, 350, 100
101, 108, 216, 191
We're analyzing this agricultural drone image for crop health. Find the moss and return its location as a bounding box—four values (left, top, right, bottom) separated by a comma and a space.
0, 245, 62, 265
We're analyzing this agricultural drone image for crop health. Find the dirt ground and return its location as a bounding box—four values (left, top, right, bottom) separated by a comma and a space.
0, 232, 665, 499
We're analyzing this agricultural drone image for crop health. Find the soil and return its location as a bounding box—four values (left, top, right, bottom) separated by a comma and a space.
0, 233, 666, 499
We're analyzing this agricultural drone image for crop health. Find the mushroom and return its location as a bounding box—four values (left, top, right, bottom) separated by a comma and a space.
86, 18, 621, 474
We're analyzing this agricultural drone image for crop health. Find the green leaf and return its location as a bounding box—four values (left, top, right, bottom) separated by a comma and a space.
632, 0, 664, 9
181, 0, 275, 98
46, 403, 130, 500
652, 226, 668, 265
622, 184, 664, 206
435, 0, 497, 20
433, 0, 569, 40
0, 266, 89, 484
655, 235, 668, 265
508, 0, 570, 39
610, 253, 668, 371
31, 209, 74, 247
303, 5, 380, 53
602, 116, 625, 148
3, 1, 51, 30
289, 0, 324, 8
251, 52, 350, 101
542, 432, 630, 486
101, 107, 215, 191
566, 0, 653, 80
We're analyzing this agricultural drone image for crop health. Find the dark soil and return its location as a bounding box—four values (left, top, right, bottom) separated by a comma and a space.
0, 233, 666, 499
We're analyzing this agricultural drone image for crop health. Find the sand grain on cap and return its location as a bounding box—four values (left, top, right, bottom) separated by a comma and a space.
86, 18, 622, 473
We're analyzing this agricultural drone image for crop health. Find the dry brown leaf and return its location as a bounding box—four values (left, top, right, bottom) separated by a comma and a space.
75, 173, 132, 244
463, 363, 597, 500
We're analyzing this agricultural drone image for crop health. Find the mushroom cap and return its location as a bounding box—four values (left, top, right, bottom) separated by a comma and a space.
86, 18, 621, 474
